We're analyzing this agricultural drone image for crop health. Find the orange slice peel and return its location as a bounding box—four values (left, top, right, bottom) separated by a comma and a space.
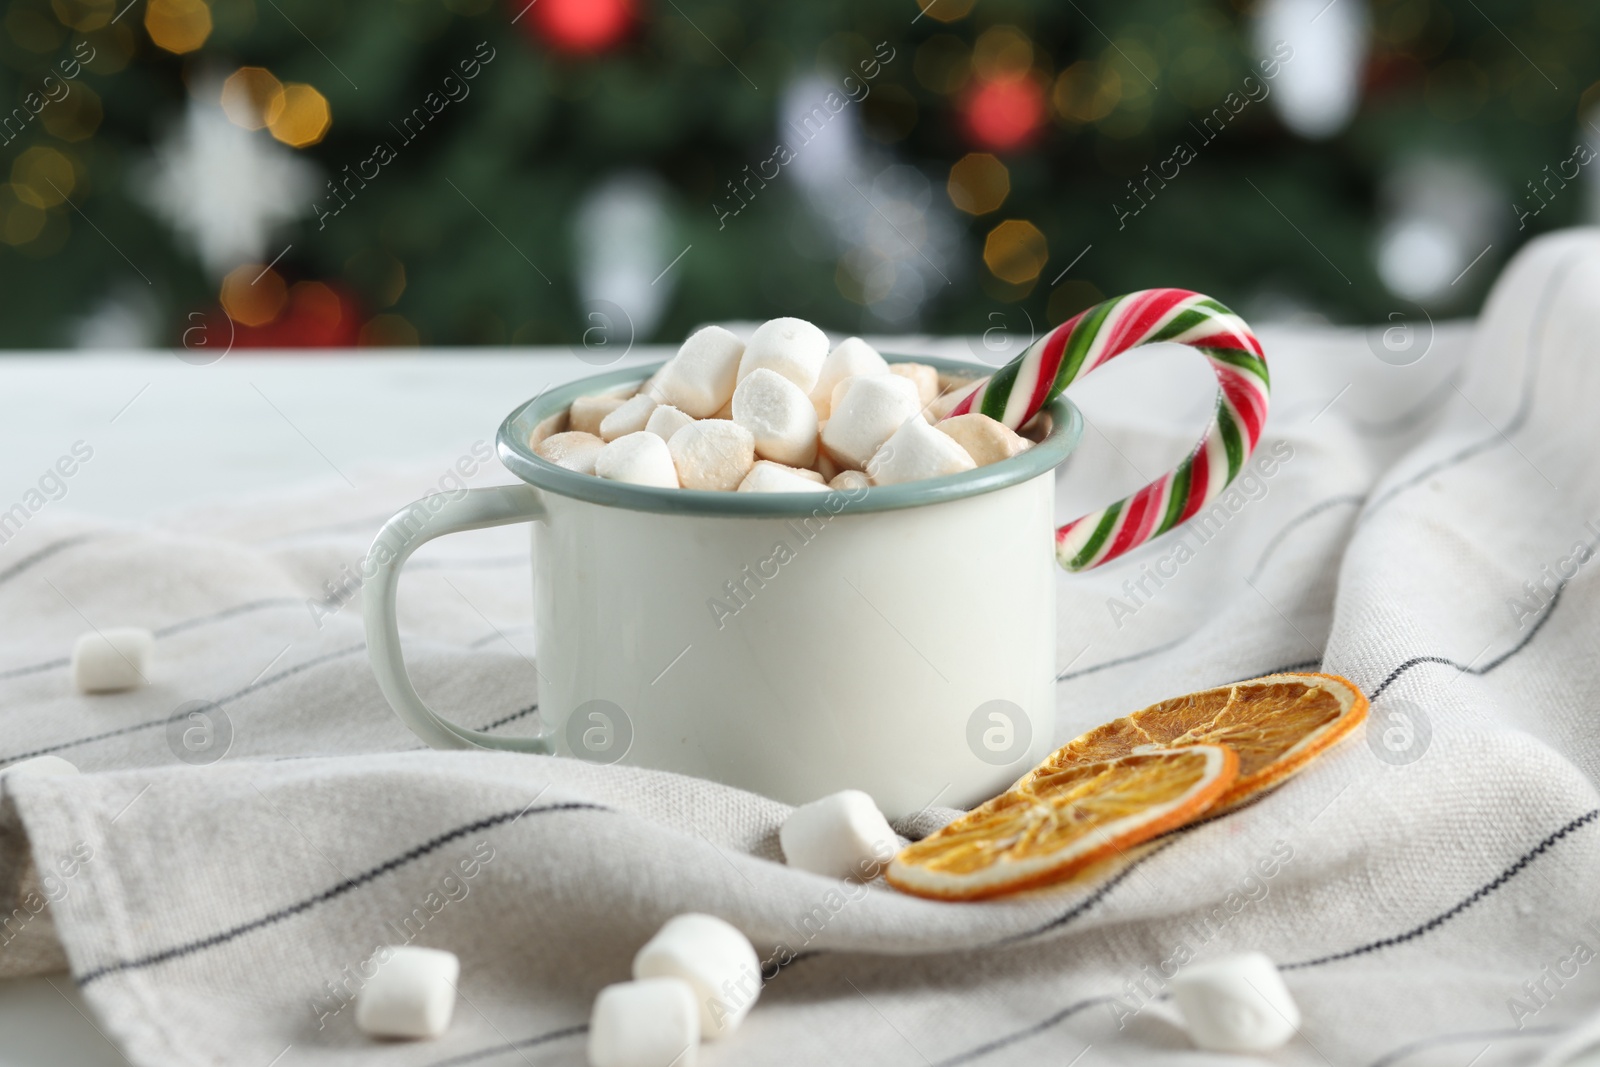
886, 672, 1367, 901
886, 745, 1238, 901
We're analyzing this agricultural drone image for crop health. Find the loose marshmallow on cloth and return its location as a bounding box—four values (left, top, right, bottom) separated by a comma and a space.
810, 337, 888, 419
738, 461, 828, 493
355, 946, 459, 1039
633, 913, 761, 1039
937, 413, 1030, 466
732, 368, 819, 467
737, 317, 829, 394
866, 416, 977, 486
644, 404, 694, 441
588, 978, 701, 1067
820, 375, 922, 470
595, 432, 680, 488
668, 420, 755, 492
0, 755, 78, 778
887, 362, 938, 408
1171, 952, 1301, 1053
535, 431, 605, 475
647, 326, 744, 418
569, 394, 627, 437
780, 790, 899, 880
599, 394, 658, 442
70, 627, 152, 693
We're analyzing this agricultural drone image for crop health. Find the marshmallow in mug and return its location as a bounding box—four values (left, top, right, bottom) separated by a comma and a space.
541, 317, 1032, 493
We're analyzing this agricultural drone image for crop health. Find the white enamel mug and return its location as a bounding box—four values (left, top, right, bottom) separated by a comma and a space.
365, 357, 1083, 818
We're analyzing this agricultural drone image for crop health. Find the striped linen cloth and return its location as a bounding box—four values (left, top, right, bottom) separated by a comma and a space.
4, 229, 1600, 1066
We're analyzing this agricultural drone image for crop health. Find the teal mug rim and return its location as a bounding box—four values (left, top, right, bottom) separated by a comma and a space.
496, 354, 1083, 517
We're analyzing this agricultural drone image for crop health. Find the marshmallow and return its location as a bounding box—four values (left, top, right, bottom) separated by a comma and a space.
1171, 952, 1300, 1053
815, 446, 841, 482
811, 337, 889, 419
925, 383, 977, 423
633, 913, 760, 1039
668, 421, 755, 492
644, 404, 695, 442
737, 317, 829, 394
355, 946, 459, 1039
937, 413, 1031, 466
738, 461, 828, 493
535, 431, 606, 474
70, 628, 152, 693
595, 432, 680, 488
1, 755, 79, 778
780, 790, 899, 880
732, 368, 819, 467
589, 978, 700, 1067
867, 416, 978, 486
820, 375, 922, 470
887, 362, 939, 408
648, 326, 745, 418
570, 395, 627, 437
829, 470, 871, 492
599, 393, 659, 442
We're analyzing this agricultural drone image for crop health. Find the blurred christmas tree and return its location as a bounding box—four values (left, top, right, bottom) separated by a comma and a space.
0, 0, 1596, 348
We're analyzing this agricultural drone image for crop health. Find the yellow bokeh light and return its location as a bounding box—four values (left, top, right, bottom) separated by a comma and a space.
144, 0, 212, 54
947, 153, 1009, 216
221, 67, 286, 131
359, 314, 420, 346
12, 147, 75, 207
913, 0, 975, 23
50, 0, 115, 32
983, 220, 1049, 285
0, 185, 48, 246
268, 83, 332, 148
1054, 61, 1122, 125
221, 264, 288, 327
40, 82, 101, 142
972, 26, 1033, 81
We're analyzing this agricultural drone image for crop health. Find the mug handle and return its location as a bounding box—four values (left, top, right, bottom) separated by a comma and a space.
364, 483, 553, 753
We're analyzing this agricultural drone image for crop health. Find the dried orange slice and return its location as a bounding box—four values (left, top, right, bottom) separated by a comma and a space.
1022, 672, 1368, 811
886, 745, 1237, 901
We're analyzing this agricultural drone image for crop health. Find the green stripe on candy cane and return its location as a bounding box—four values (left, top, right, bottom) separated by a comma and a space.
941, 288, 1270, 572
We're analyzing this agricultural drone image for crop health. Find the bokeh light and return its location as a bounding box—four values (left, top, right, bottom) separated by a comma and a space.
50, 0, 116, 33
267, 83, 332, 148
913, 0, 975, 24
221, 264, 289, 327
0, 185, 49, 246
983, 220, 1048, 285
1053, 61, 1122, 125
962, 75, 1046, 152
40, 83, 102, 142
221, 68, 286, 131
359, 314, 420, 346
971, 26, 1033, 80
947, 153, 1009, 215
144, 0, 212, 54
12, 149, 76, 208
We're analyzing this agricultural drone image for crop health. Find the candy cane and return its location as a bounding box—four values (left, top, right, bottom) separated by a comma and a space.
944, 289, 1269, 572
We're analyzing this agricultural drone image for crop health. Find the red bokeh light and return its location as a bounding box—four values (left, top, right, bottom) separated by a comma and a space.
518, 0, 636, 54
962, 75, 1046, 153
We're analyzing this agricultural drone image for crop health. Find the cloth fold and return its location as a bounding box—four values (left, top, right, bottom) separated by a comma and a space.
7, 230, 1600, 1065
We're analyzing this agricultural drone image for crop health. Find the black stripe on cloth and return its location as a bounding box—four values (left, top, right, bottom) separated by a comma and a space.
1368, 560, 1574, 701
420, 1023, 588, 1067
1366, 1024, 1558, 1067
1360, 248, 1575, 524
0, 597, 309, 686
1246, 494, 1365, 584
0, 642, 368, 766
77, 802, 610, 986
1283, 807, 1600, 971
1350, 369, 1462, 438
476, 703, 539, 732
409, 556, 529, 570
930, 996, 1115, 1067
0, 533, 97, 587
1056, 636, 1189, 683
